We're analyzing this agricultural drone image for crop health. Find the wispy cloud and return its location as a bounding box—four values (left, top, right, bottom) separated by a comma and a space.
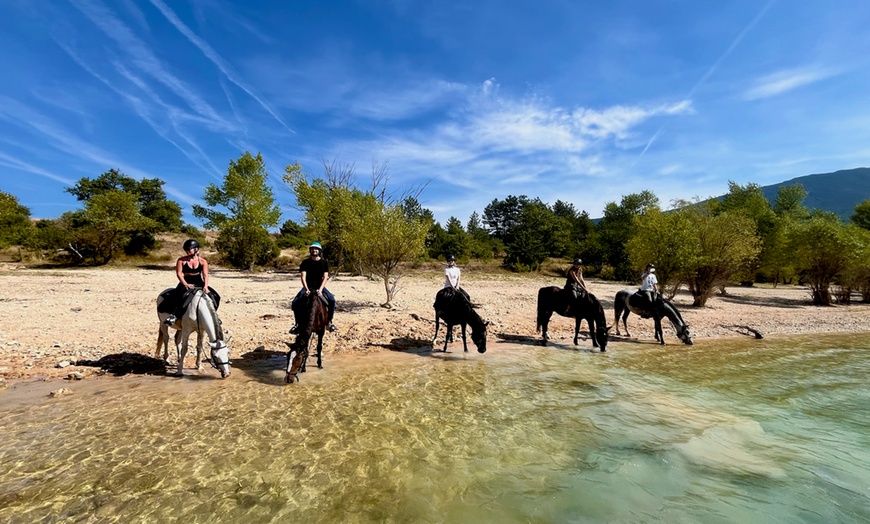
146, 0, 293, 133
68, 0, 231, 131
742, 67, 838, 100
0, 151, 75, 185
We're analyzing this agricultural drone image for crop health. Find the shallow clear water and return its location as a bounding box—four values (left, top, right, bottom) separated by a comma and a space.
1, 334, 869, 523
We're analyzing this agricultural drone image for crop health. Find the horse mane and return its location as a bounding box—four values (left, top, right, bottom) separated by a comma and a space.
200, 290, 224, 340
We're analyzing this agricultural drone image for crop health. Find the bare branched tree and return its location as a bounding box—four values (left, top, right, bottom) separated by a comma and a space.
321, 157, 356, 189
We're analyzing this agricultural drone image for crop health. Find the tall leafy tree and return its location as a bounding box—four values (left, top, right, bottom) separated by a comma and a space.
788, 214, 863, 305
597, 190, 660, 280
504, 200, 557, 271
483, 195, 529, 242
194, 152, 281, 270
66, 168, 183, 232
0, 190, 33, 248
851, 199, 870, 230
627, 207, 697, 298
70, 190, 159, 264
679, 207, 761, 306
285, 160, 429, 305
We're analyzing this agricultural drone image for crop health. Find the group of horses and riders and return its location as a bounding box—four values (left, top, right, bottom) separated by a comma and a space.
154, 238, 691, 384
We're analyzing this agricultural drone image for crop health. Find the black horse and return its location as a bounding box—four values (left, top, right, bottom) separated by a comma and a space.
432, 288, 489, 353
613, 289, 693, 345
284, 293, 329, 383
536, 286, 610, 351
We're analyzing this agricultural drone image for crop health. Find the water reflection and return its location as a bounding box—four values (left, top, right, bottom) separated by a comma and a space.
1, 335, 869, 523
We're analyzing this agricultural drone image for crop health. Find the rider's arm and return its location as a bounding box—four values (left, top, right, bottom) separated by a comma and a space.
300, 270, 309, 293
201, 258, 209, 293
318, 271, 329, 294
454, 268, 461, 290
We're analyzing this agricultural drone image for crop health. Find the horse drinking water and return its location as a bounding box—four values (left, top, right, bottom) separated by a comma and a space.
284, 292, 328, 383
432, 288, 489, 353
156, 288, 231, 377
613, 289, 693, 345
536, 285, 610, 350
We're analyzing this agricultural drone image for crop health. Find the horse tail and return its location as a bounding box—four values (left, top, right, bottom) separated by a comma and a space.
536, 287, 549, 332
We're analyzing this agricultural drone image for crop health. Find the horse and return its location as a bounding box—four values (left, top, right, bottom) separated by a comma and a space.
156, 288, 231, 377
536, 286, 610, 351
432, 288, 489, 353
284, 293, 328, 384
613, 289, 693, 345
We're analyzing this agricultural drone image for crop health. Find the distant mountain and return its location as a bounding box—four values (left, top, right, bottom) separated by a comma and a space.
759, 167, 870, 221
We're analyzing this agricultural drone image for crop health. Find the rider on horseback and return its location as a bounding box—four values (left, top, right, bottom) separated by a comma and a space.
563, 258, 588, 316
159, 239, 220, 325
444, 254, 471, 302
289, 242, 337, 334
640, 263, 658, 311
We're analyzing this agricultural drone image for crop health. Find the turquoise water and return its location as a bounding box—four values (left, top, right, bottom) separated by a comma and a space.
1, 334, 868, 523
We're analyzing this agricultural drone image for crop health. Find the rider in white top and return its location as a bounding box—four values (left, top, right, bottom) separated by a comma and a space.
444, 254, 470, 301
640, 263, 658, 306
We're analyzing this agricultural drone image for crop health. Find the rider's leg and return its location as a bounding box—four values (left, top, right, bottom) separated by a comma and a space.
322, 288, 337, 331
289, 288, 305, 334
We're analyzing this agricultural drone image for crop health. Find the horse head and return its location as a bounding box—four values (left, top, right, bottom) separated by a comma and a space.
677, 324, 694, 345
284, 339, 307, 384
471, 319, 490, 353
595, 325, 612, 352
208, 338, 231, 378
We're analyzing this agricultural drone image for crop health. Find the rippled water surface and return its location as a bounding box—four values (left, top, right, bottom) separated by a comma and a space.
1, 334, 869, 523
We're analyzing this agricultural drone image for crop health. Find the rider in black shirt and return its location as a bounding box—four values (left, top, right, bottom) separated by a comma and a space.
289, 241, 336, 333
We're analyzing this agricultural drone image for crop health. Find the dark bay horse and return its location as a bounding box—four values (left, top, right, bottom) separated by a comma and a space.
284, 293, 328, 383
613, 289, 693, 345
536, 286, 610, 351
432, 288, 489, 353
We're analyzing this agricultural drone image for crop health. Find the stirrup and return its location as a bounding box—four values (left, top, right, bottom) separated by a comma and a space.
163, 315, 177, 325
328, 323, 337, 332
289, 325, 299, 334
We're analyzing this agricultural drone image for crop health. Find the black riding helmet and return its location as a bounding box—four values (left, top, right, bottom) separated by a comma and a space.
573, 258, 582, 265
447, 254, 456, 262
183, 239, 200, 252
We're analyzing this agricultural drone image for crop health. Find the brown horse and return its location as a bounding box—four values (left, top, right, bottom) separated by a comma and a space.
284, 293, 328, 383
536, 286, 610, 351
432, 288, 489, 353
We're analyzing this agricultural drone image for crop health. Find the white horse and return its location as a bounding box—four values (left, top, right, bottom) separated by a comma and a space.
156, 288, 231, 377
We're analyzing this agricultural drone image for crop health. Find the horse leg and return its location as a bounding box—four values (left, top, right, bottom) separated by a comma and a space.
176, 329, 190, 376
539, 310, 553, 345
156, 325, 170, 363
620, 308, 631, 337
432, 313, 440, 349
461, 323, 469, 353
316, 331, 324, 369
573, 316, 581, 346
195, 329, 205, 371
588, 318, 598, 348
655, 316, 665, 344
442, 323, 451, 352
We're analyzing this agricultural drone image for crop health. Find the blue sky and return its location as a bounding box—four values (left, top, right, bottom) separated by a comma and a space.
2, 0, 869, 226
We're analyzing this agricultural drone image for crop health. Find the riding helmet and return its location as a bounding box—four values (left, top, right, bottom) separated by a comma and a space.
309, 241, 323, 253
183, 239, 200, 251
446, 254, 456, 262
573, 258, 582, 265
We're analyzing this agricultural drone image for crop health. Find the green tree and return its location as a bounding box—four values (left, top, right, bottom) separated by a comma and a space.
0, 190, 33, 248
504, 200, 557, 271
71, 190, 159, 264
626, 207, 697, 298
466, 211, 497, 259
483, 195, 529, 242
597, 190, 660, 280
851, 199, 870, 230
285, 160, 429, 305
194, 152, 281, 270
788, 215, 863, 305
343, 200, 429, 306
67, 168, 183, 232
680, 208, 761, 306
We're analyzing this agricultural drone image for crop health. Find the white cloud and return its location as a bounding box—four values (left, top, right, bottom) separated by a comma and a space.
743, 67, 838, 100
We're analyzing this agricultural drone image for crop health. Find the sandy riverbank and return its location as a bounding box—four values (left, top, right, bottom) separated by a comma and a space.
1, 263, 869, 385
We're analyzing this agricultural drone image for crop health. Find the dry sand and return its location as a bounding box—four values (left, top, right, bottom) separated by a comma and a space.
1, 262, 869, 384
